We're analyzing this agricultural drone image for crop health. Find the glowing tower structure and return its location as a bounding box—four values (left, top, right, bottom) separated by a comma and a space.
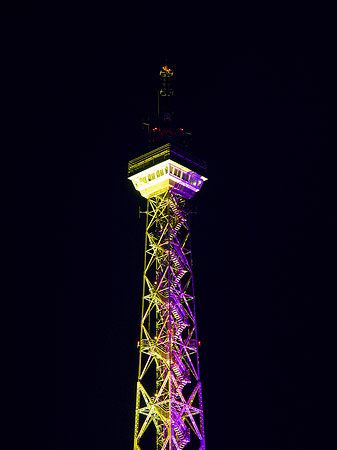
128, 67, 207, 450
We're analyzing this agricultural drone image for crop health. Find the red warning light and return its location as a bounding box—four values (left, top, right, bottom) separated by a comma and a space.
179, 128, 184, 131
198, 341, 201, 346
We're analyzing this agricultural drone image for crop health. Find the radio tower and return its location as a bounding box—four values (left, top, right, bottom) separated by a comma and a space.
128, 66, 207, 450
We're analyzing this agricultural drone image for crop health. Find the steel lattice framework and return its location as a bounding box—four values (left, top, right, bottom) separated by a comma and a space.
131, 188, 206, 450
129, 66, 207, 450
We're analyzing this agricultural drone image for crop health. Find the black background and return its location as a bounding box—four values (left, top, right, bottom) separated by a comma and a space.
3, 3, 336, 450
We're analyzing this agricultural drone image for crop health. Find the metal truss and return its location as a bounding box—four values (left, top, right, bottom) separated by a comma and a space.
134, 190, 206, 450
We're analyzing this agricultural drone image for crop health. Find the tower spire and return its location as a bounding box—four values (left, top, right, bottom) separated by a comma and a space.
158, 65, 174, 120
150, 66, 192, 153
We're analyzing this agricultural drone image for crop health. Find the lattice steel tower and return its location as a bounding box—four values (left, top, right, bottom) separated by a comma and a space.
128, 66, 207, 450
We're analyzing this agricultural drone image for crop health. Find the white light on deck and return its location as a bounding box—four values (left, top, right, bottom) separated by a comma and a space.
128, 159, 207, 199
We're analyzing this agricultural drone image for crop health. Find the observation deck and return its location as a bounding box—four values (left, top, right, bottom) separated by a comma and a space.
128, 143, 207, 199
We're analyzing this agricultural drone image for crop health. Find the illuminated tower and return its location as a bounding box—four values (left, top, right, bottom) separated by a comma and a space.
128, 67, 207, 450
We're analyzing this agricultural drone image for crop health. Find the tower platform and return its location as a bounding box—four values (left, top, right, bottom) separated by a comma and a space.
128, 143, 207, 199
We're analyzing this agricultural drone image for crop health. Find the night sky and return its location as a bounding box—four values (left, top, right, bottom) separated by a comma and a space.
4, 3, 336, 450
